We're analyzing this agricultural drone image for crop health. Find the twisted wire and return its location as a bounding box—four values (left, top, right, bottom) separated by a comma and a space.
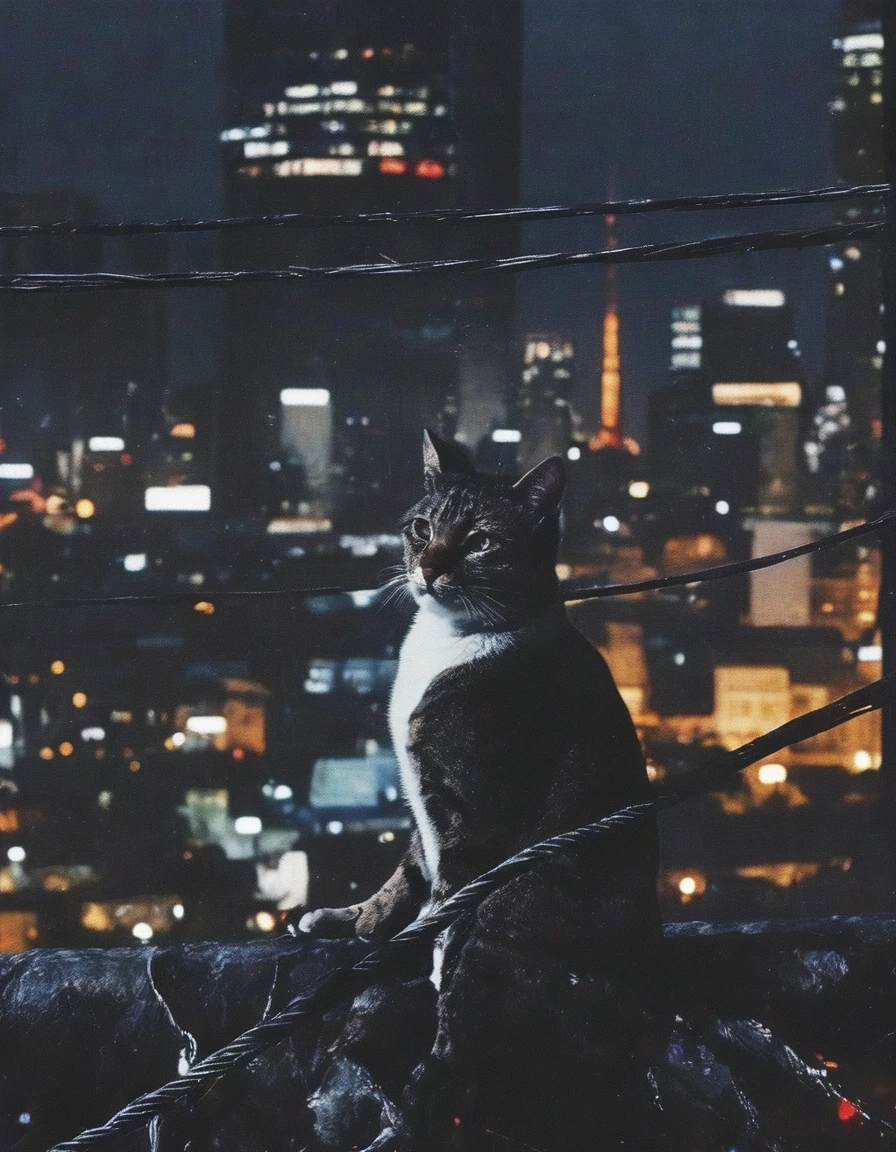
1, 221, 883, 293
47, 672, 893, 1152
6, 509, 893, 615
0, 182, 886, 238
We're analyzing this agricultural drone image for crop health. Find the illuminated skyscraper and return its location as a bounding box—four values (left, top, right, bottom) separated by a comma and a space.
220, 0, 522, 526
648, 289, 804, 515
509, 334, 576, 472
824, 1, 884, 510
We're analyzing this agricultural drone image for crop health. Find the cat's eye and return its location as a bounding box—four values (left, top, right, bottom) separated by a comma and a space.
465, 531, 492, 553
411, 518, 432, 541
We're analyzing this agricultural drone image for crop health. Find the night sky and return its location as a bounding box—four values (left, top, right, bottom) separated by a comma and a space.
0, 0, 850, 441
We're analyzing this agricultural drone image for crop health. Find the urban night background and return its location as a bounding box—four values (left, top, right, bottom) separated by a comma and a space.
0, 0, 888, 951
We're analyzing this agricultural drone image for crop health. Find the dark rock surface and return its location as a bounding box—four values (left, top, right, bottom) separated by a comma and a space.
0, 917, 892, 1151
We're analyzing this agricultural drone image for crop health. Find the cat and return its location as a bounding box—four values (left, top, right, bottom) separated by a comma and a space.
296, 430, 663, 1149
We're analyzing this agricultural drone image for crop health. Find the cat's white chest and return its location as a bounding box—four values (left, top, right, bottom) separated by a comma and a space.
389, 605, 504, 882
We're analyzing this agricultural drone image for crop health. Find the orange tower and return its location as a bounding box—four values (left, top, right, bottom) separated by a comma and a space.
589, 209, 639, 455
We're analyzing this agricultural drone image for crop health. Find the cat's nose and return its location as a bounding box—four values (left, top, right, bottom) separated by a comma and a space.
421, 565, 451, 587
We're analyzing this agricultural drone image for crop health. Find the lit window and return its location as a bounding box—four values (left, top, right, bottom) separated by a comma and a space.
722, 289, 785, 308
415, 159, 446, 178
285, 84, 319, 98
280, 388, 330, 406
379, 157, 407, 174
404, 101, 427, 114
330, 80, 358, 95
368, 140, 404, 157
842, 32, 883, 51
0, 463, 34, 480
712, 421, 742, 435
244, 140, 289, 158
870, 91, 882, 104
274, 158, 363, 177
671, 335, 702, 349
145, 485, 212, 512
491, 429, 522, 443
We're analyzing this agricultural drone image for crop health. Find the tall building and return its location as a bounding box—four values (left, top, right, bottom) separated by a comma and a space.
648, 289, 804, 515
220, 0, 522, 528
824, 2, 884, 511
589, 215, 639, 457
506, 334, 576, 473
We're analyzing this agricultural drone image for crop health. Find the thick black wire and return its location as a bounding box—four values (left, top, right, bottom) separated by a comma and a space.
0, 182, 886, 238
1, 221, 884, 293
47, 673, 893, 1152
6, 509, 893, 614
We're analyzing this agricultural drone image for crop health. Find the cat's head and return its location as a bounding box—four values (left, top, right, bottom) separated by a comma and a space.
396, 429, 565, 631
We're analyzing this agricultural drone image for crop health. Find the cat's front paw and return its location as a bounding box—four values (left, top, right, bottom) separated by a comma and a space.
291, 904, 362, 937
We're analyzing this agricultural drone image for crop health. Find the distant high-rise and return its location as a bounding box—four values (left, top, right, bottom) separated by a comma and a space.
648, 289, 804, 515
508, 334, 575, 472
220, 0, 522, 527
824, 1, 884, 510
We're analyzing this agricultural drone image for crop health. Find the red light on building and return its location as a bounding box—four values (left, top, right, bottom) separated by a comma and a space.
415, 159, 445, 179
120, 453, 133, 466
379, 158, 407, 175
362, 47, 375, 58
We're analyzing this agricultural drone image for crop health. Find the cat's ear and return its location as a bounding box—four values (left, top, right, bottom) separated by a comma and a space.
512, 455, 566, 515
423, 428, 475, 481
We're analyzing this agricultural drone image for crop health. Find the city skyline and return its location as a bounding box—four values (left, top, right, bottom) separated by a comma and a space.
0, 0, 886, 951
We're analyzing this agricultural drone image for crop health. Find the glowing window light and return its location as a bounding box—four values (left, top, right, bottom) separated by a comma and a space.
602, 515, 620, 533
758, 763, 787, 785
715, 500, 730, 515
145, 485, 211, 512
858, 645, 882, 662
284, 83, 319, 98
379, 157, 407, 174
712, 382, 801, 408
842, 33, 883, 51
88, 436, 125, 452
274, 158, 363, 177
72, 692, 88, 709
255, 911, 277, 932
75, 498, 96, 519
722, 289, 785, 308
567, 446, 581, 461
330, 80, 358, 95
123, 554, 147, 572
491, 429, 522, 443
59, 742, 75, 757
628, 481, 650, 499
280, 388, 330, 407
273, 784, 294, 801
7, 846, 25, 863
0, 464, 34, 480
244, 140, 289, 158
0, 720, 12, 750
81, 727, 105, 742
185, 715, 227, 735
131, 922, 153, 942
712, 421, 742, 435
415, 159, 446, 178
234, 816, 262, 836
170, 732, 186, 748
671, 335, 702, 349
678, 876, 696, 896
